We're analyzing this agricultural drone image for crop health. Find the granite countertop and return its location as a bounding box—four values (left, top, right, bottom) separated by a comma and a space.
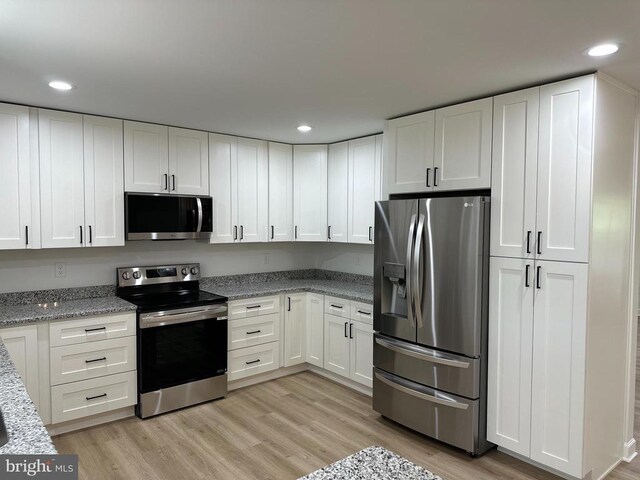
0, 341, 56, 455
201, 278, 373, 303
0, 296, 137, 328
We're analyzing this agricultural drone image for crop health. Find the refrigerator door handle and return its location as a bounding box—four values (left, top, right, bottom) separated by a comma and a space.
406, 214, 417, 327
374, 371, 469, 410
413, 214, 425, 328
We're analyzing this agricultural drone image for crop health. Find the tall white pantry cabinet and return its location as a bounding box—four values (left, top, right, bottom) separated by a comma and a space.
487, 73, 638, 479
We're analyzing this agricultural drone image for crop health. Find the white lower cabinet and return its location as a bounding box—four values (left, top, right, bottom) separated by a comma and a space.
0, 324, 40, 410
228, 342, 280, 381
488, 256, 589, 477
283, 293, 306, 367
323, 300, 374, 388
305, 293, 324, 367
48, 313, 137, 425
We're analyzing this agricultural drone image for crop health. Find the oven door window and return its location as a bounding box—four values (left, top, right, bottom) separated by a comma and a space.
139, 318, 227, 393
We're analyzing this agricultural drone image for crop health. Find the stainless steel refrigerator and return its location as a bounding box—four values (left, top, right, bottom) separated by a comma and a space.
373, 195, 492, 455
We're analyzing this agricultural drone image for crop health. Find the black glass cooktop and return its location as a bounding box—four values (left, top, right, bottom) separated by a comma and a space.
118, 288, 227, 313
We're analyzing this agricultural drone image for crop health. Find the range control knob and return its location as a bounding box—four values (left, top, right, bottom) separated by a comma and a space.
190, 266, 199, 275
121, 271, 131, 280
181, 267, 189, 276
132, 271, 141, 279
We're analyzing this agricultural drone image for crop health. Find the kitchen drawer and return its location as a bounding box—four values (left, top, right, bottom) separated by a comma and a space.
350, 301, 373, 324
50, 336, 136, 386
228, 295, 279, 320
228, 342, 280, 381
228, 312, 280, 351
324, 295, 350, 318
373, 368, 479, 453
50, 313, 136, 347
51, 370, 137, 424
374, 333, 480, 398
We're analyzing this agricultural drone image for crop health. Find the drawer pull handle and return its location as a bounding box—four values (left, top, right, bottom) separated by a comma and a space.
85, 357, 107, 364
375, 336, 470, 369
357, 310, 371, 315
246, 359, 261, 365
86, 393, 107, 401
374, 372, 468, 410
246, 305, 261, 310
84, 326, 107, 333
246, 330, 261, 335
331, 304, 343, 309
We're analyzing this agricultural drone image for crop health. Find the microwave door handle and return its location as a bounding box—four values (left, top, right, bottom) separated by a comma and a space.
406, 214, 417, 328
196, 198, 203, 233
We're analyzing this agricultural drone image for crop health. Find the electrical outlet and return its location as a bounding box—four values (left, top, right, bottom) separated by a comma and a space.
55, 263, 66, 278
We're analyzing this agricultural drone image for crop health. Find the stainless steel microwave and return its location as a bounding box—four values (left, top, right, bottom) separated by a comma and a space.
125, 193, 213, 240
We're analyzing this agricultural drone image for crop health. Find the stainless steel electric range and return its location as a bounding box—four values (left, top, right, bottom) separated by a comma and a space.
116, 263, 228, 419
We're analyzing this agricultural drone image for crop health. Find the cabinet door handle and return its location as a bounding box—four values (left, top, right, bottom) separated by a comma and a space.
434, 167, 439, 187
537, 231, 542, 255
536, 266, 542, 289
349, 322, 353, 339
344, 322, 348, 338
426, 168, 431, 187
240, 225, 244, 240
246, 330, 261, 335
25, 226, 29, 246
526, 231, 531, 254
89, 225, 93, 244
369, 226, 373, 242
328, 225, 332, 240
233, 225, 238, 241
163, 174, 168, 190
288, 297, 291, 311
525, 264, 530, 288
295, 225, 298, 240
79, 225, 83, 244
85, 357, 107, 364
245, 359, 261, 365
171, 174, 176, 191
271, 225, 274, 240
86, 393, 107, 401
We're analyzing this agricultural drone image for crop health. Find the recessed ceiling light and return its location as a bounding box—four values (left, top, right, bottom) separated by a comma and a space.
586, 43, 619, 57
297, 125, 312, 133
48, 80, 74, 91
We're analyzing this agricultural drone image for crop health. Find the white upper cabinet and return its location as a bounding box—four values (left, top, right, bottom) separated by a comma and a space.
268, 142, 293, 242
382, 110, 435, 197
348, 135, 381, 244
487, 257, 534, 456
433, 97, 493, 191
293, 145, 328, 242
209, 133, 238, 243
124, 121, 169, 193
530, 260, 588, 477
0, 103, 34, 250
39, 109, 85, 249
327, 142, 348, 243
536, 76, 593, 263
83, 115, 125, 247
168, 127, 209, 195
236, 137, 268, 243
490, 88, 539, 258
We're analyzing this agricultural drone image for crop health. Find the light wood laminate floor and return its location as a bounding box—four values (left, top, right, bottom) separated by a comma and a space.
55, 343, 640, 480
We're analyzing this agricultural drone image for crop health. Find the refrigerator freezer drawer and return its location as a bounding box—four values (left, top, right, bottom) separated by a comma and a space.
374, 334, 480, 398
373, 368, 480, 453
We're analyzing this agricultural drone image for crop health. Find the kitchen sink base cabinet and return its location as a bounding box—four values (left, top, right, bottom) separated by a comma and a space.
487, 73, 639, 480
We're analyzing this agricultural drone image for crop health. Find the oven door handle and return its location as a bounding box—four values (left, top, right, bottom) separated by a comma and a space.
140, 307, 228, 329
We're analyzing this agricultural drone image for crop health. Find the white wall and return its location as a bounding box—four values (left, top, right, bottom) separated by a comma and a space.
314, 243, 374, 276
0, 242, 373, 293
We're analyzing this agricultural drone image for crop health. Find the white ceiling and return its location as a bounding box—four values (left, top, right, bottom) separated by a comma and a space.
1, 0, 639, 143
